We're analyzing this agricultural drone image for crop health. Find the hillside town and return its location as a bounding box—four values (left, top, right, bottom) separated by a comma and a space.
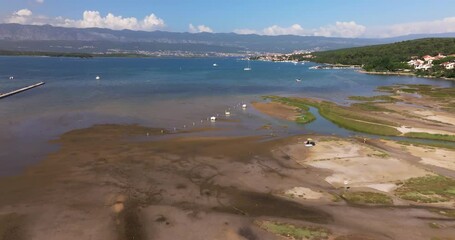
251, 50, 315, 62
407, 53, 455, 70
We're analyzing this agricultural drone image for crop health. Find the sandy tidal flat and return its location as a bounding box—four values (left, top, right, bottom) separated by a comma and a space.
0, 125, 454, 240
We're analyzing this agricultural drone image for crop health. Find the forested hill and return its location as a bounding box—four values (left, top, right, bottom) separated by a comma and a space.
311, 38, 455, 71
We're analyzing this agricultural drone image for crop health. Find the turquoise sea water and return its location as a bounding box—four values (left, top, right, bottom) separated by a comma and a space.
0, 56, 454, 175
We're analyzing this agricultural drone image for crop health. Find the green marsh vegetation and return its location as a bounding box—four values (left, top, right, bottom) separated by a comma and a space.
342, 192, 393, 205
395, 175, 455, 203
256, 220, 330, 240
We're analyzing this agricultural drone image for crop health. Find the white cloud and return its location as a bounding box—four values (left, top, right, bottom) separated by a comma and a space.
263, 24, 306, 36
5, 9, 33, 24
243, 16, 455, 38
314, 21, 366, 38
256, 21, 365, 37
143, 14, 164, 29
36, 0, 44, 3
64, 11, 165, 30
16, 9, 32, 17
368, 17, 455, 37
233, 28, 258, 35
188, 23, 213, 33
4, 9, 165, 31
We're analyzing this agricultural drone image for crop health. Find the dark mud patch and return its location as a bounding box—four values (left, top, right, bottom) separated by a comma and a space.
0, 213, 26, 240
116, 200, 146, 240
238, 226, 258, 240
215, 187, 332, 224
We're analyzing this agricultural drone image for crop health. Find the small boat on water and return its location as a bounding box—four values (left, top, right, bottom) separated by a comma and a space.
296, 78, 302, 82
213, 63, 218, 67
210, 116, 217, 122
9, 76, 14, 80
244, 59, 252, 71
95, 76, 100, 80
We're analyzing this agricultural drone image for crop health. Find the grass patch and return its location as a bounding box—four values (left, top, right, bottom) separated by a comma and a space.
396, 140, 455, 150
404, 132, 455, 142
351, 102, 393, 112
370, 152, 389, 158
395, 175, 455, 203
428, 222, 441, 229
376, 86, 395, 92
348, 95, 396, 102
296, 112, 316, 124
264, 96, 310, 111
318, 109, 400, 135
342, 191, 393, 205
263, 96, 315, 124
264, 95, 401, 136
431, 209, 455, 218
256, 220, 330, 240
268, 97, 318, 125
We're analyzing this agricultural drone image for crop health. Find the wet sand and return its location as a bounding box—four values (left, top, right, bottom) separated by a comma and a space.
251, 102, 299, 121
1, 124, 455, 240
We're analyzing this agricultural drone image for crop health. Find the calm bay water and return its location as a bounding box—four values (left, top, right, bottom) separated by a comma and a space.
0, 56, 454, 175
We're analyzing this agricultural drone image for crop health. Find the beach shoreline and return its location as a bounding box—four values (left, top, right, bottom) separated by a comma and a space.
357, 69, 455, 81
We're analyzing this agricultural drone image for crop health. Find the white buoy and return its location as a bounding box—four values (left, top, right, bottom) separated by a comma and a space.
213, 63, 218, 67
95, 76, 100, 80
9, 76, 14, 80
210, 116, 216, 122
242, 104, 247, 109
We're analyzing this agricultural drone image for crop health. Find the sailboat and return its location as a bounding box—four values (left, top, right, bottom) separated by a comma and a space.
243, 59, 251, 71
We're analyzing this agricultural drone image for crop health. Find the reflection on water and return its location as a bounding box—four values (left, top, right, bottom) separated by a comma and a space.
0, 57, 453, 175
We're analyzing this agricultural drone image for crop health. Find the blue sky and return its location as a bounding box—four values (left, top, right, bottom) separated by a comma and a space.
1, 0, 455, 37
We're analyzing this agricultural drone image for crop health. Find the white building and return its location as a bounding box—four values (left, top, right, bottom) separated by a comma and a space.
441, 62, 455, 70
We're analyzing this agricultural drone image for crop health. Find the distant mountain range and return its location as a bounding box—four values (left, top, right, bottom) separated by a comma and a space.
1, 23, 455, 55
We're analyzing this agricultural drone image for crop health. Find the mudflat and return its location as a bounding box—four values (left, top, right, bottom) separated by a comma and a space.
251, 101, 299, 121
1, 124, 454, 240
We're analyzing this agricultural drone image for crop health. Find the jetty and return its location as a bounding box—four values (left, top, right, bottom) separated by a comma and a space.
0, 82, 45, 99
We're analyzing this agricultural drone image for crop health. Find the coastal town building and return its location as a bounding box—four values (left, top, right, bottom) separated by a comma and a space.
435, 53, 446, 60
407, 53, 455, 71
408, 58, 432, 70
422, 55, 435, 62
442, 62, 455, 70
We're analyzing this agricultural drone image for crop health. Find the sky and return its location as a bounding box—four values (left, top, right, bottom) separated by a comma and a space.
1, 0, 455, 38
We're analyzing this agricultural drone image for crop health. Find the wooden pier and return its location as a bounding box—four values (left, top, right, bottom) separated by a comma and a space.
0, 82, 45, 99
